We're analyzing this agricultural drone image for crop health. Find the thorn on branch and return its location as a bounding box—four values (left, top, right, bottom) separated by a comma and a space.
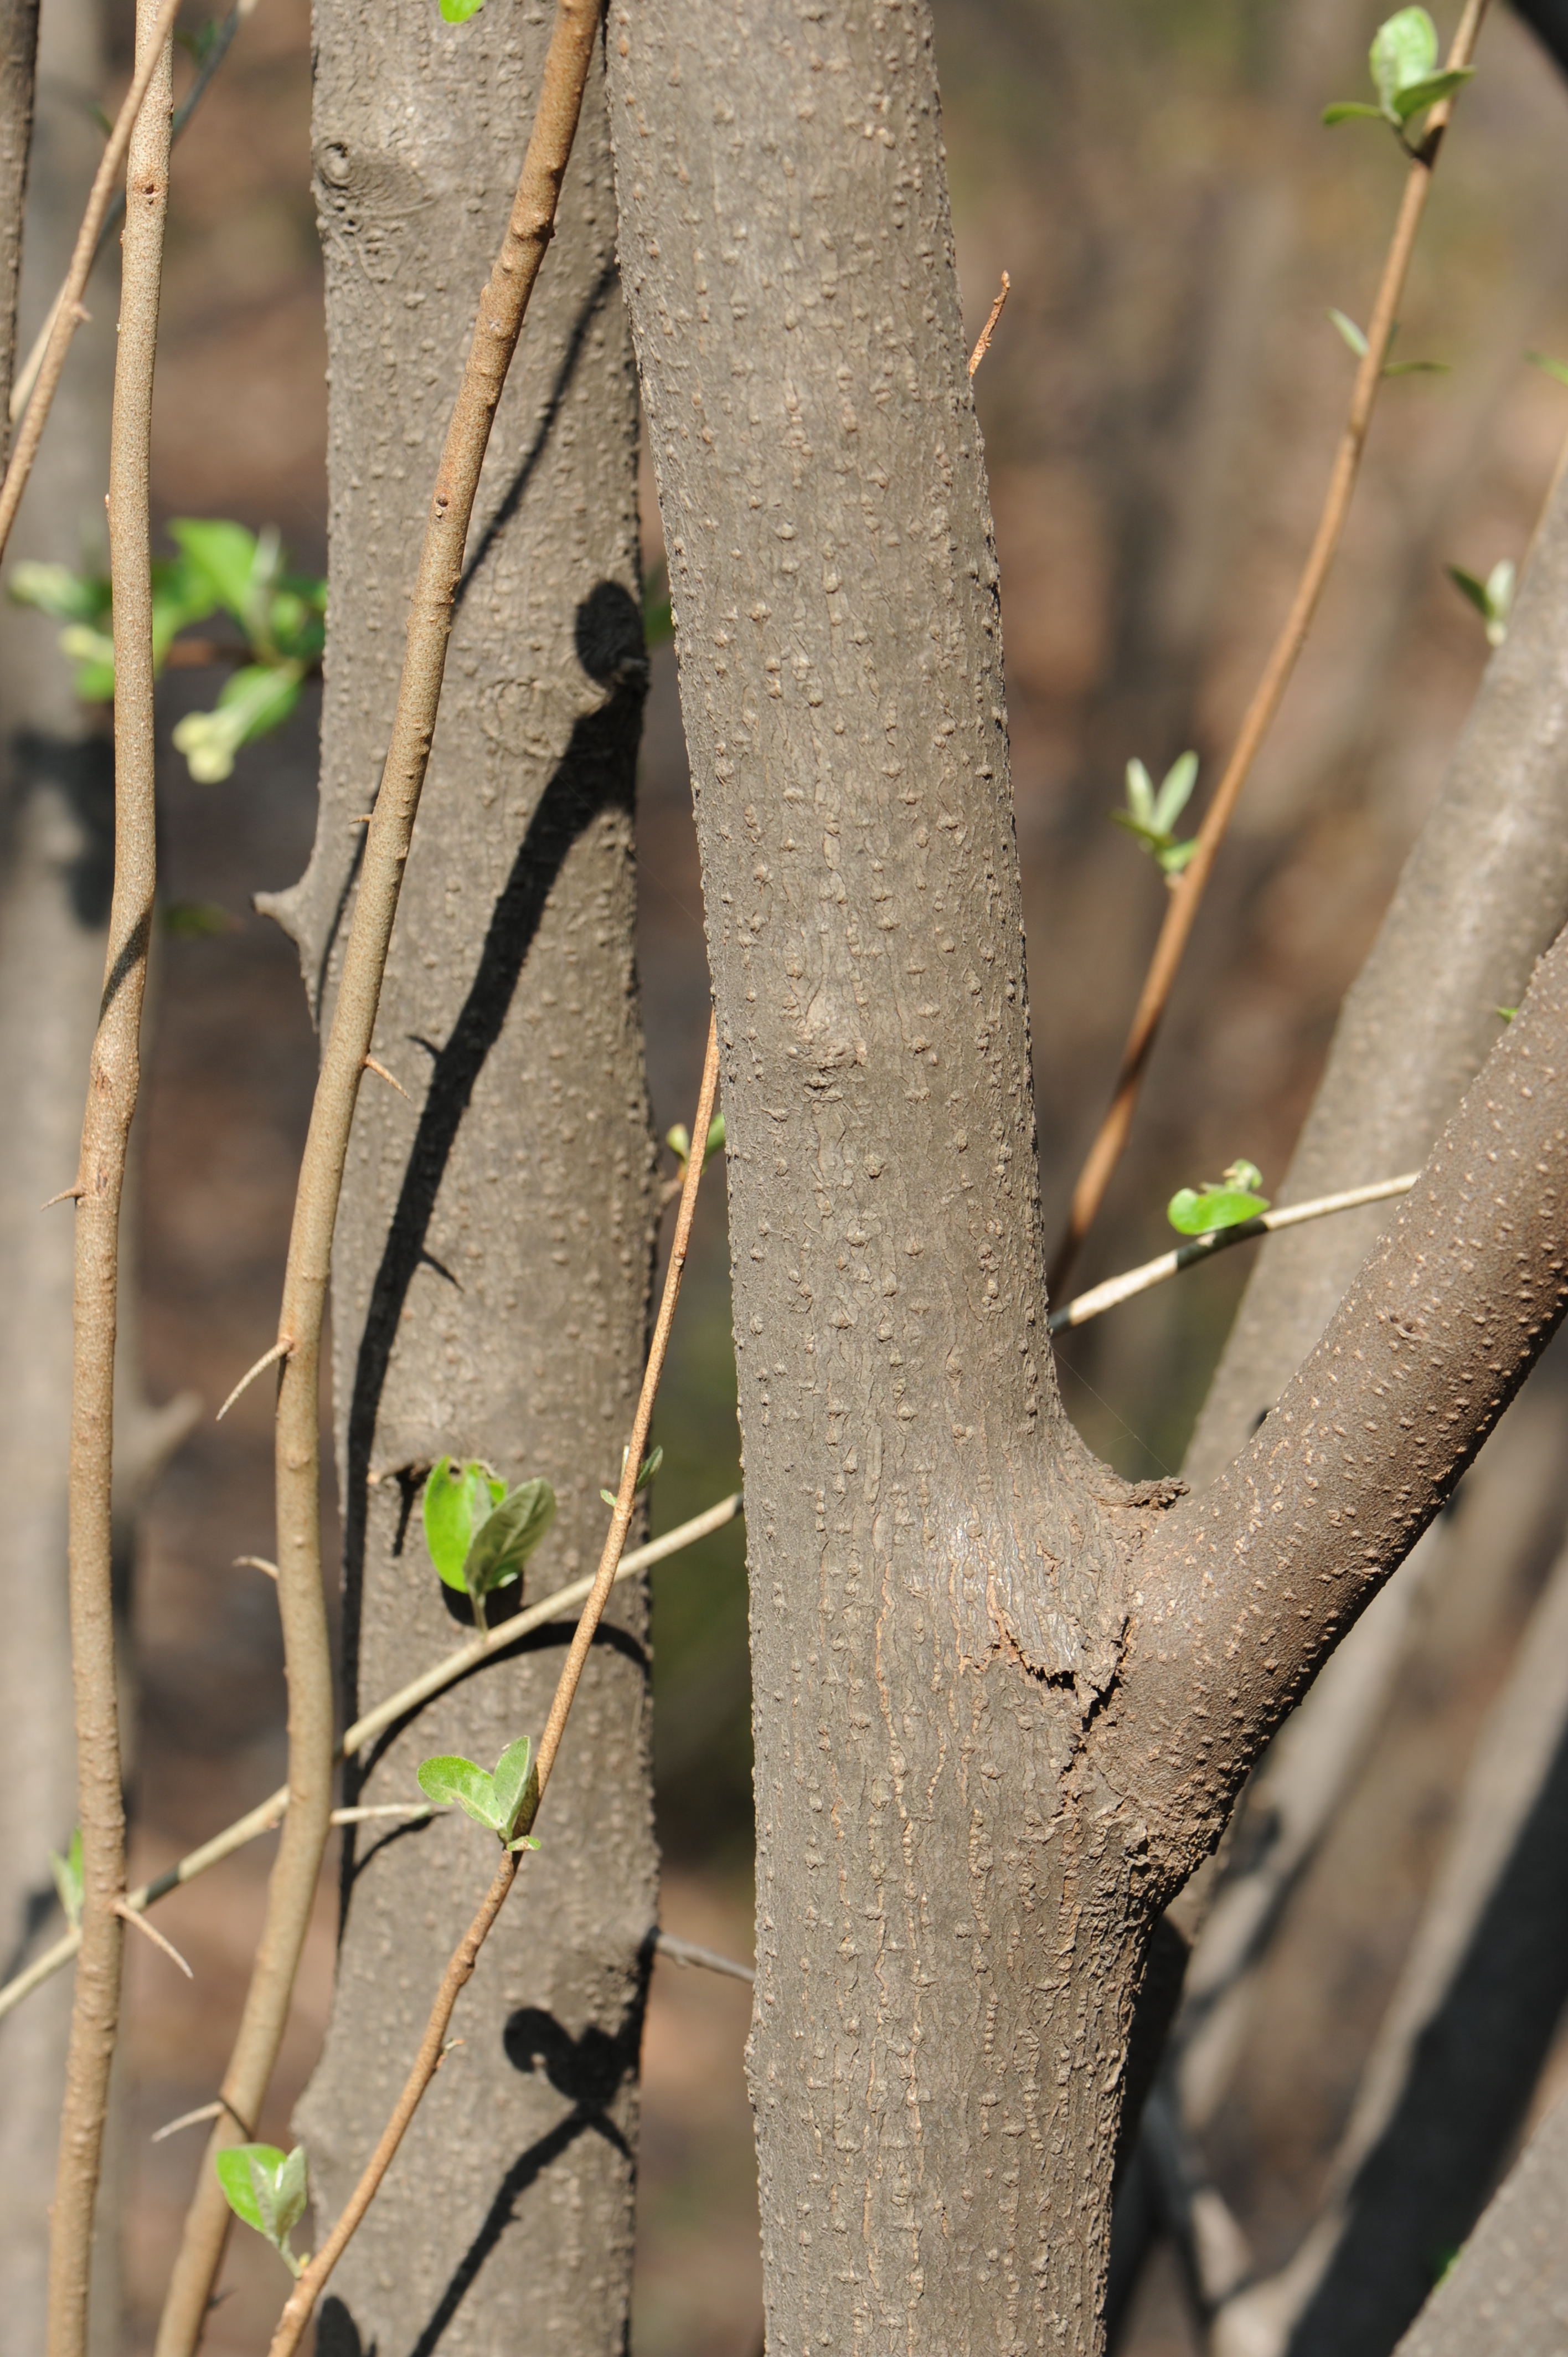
364, 1054, 410, 1100
216, 1337, 290, 1422
233, 1556, 278, 1581
116, 1900, 193, 1979
41, 1184, 84, 1209
967, 270, 1010, 378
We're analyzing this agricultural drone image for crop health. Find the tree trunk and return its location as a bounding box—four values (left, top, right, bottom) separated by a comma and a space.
0, 1, 112, 2341
282, 10, 656, 2350
607, 4, 1568, 2350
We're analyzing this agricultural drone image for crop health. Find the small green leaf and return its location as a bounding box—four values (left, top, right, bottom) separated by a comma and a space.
1447, 563, 1491, 621
170, 661, 305, 782
1526, 349, 1568, 388
1223, 1159, 1264, 1193
168, 518, 261, 624
666, 1122, 691, 1167
1158, 837, 1199, 881
423, 1457, 494, 1589
60, 624, 116, 703
1328, 308, 1370, 358
1321, 100, 1388, 124
7, 560, 110, 624
214, 2143, 309, 2273
602, 1446, 663, 1507
643, 562, 673, 649
463, 1478, 556, 1598
1370, 8, 1439, 114
1381, 358, 1450, 377
703, 1113, 726, 1166
1496, 1005, 1517, 1022
215, 2144, 277, 2237
416, 1754, 503, 1831
50, 1829, 83, 1928
439, 0, 487, 17
1388, 65, 1473, 120
491, 1735, 537, 1841
1168, 1174, 1271, 1236
1151, 751, 1198, 836
1124, 758, 1155, 827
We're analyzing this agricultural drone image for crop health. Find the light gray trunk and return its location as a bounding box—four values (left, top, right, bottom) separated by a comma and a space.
0, 0, 112, 2340
285, 9, 655, 2350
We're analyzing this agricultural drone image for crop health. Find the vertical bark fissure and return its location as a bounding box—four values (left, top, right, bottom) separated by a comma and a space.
286, 6, 657, 2350
45, 7, 170, 2351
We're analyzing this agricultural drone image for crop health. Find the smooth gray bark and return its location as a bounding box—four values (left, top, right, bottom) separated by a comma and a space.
608, 5, 1568, 2350
0, 0, 111, 2339
1187, 441, 1568, 1489
283, 11, 655, 2351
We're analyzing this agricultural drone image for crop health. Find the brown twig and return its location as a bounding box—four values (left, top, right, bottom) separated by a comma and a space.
45, 10, 172, 2354
0, 0, 181, 572
0, 1492, 743, 2027
1051, 0, 1490, 1291
967, 270, 1010, 377
265, 1014, 722, 2357
151, 8, 610, 2342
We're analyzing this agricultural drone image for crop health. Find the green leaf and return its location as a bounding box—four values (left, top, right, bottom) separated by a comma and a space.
50, 1829, 83, 1928
59, 624, 116, 704
416, 1754, 503, 1831
1389, 64, 1473, 120
1167, 1176, 1271, 1236
422, 1458, 501, 1591
1158, 837, 1199, 881
1381, 358, 1450, 376
463, 1477, 556, 1598
1526, 349, 1568, 388
168, 518, 261, 624
439, 0, 488, 17
1328, 308, 1370, 358
1447, 563, 1491, 621
703, 1113, 726, 1166
1321, 100, 1388, 124
1370, 8, 1438, 114
1124, 757, 1155, 827
1151, 751, 1198, 836
665, 1122, 691, 1167
169, 661, 304, 782
491, 1735, 537, 1840
643, 562, 673, 649
1496, 1005, 1517, 1022
1448, 560, 1514, 646
7, 559, 110, 624
601, 1446, 663, 1508
162, 900, 234, 940
215, 2144, 279, 2237
214, 2142, 308, 2271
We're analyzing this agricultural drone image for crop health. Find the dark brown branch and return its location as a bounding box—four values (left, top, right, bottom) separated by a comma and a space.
0, 0, 40, 459
1123, 922, 1568, 1877
45, 9, 171, 2353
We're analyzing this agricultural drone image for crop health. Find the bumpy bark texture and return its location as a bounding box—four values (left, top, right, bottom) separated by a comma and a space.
1187, 444, 1568, 1488
1392, 2086, 1568, 2357
607, 6, 1568, 2351
0, 0, 38, 445
282, 12, 655, 2350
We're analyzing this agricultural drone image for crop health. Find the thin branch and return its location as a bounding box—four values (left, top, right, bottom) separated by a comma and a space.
1048, 1174, 1417, 1333
46, 11, 172, 2354
150, 2102, 223, 2145
0, 1492, 743, 2028
362, 1053, 409, 1099
967, 270, 1010, 377
654, 1930, 755, 1984
233, 1553, 278, 1578
153, 4, 607, 2344
264, 1013, 723, 2357
1051, 0, 1492, 1290
0, 0, 182, 570
214, 1336, 289, 1422
8, 0, 260, 425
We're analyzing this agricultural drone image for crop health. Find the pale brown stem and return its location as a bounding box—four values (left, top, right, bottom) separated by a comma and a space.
967, 270, 1009, 377
44, 10, 172, 2354
0, 0, 180, 568
1051, 0, 1490, 1290
0, 1493, 742, 2027
265, 1015, 722, 2357
151, 8, 608, 2344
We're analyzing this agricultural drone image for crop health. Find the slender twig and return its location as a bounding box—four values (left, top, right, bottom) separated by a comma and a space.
0, 0, 182, 570
8, 0, 260, 426
1051, 0, 1491, 1291
45, 12, 172, 2354
1046, 1172, 1417, 1334
654, 1931, 755, 1985
116, 1900, 192, 1979
151, 2101, 224, 2145
0, 1493, 742, 2027
967, 270, 1010, 377
152, 6, 607, 2346
265, 1015, 722, 2357
214, 1336, 287, 1421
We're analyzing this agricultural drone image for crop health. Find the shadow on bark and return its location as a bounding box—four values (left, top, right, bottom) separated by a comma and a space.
6, 731, 114, 927
1286, 1705, 1568, 2355
313, 1946, 651, 2357
336, 582, 648, 1753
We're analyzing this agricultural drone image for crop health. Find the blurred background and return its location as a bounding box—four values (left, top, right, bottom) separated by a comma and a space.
7, 0, 1568, 2348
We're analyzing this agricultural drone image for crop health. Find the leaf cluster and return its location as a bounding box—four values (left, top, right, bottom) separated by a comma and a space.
422, 1459, 555, 1632
1447, 557, 1515, 647
1113, 752, 1200, 883
417, 1734, 540, 1849
664, 1112, 725, 1173
1322, 8, 1473, 140
8, 518, 326, 782
1168, 1159, 1270, 1236
601, 1444, 663, 1510
214, 2143, 310, 2277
